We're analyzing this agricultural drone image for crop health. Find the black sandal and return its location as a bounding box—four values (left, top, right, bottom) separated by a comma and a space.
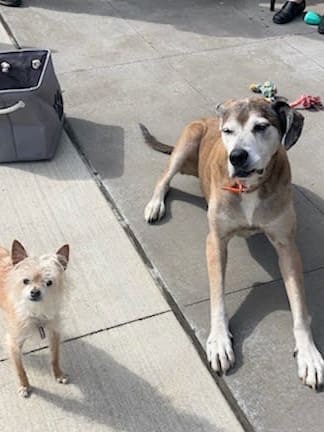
272, 1, 305, 24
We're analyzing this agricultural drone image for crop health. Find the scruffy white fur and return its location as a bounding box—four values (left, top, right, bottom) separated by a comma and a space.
0, 240, 70, 397
7, 255, 65, 322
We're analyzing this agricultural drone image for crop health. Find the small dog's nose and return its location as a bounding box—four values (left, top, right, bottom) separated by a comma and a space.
229, 148, 249, 167
30, 289, 41, 299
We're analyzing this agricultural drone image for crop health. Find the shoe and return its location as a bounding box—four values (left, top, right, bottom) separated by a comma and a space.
273, 1, 305, 24
319, 15, 324, 34
0, 0, 21, 5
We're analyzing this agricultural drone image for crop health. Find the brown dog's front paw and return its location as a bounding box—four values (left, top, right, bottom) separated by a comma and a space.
18, 386, 31, 398
207, 331, 235, 375
144, 200, 166, 223
295, 343, 324, 390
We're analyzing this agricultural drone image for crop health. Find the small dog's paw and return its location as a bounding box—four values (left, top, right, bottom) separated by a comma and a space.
18, 386, 31, 398
56, 374, 69, 384
207, 330, 235, 375
144, 200, 165, 223
295, 343, 324, 390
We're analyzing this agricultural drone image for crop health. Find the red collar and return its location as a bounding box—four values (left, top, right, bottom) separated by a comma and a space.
222, 181, 258, 194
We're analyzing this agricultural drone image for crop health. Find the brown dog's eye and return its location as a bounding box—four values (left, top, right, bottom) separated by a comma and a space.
222, 128, 233, 135
23, 278, 30, 285
46, 280, 53, 287
253, 123, 269, 133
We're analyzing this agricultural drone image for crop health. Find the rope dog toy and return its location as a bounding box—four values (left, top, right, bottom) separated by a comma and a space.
289, 95, 323, 110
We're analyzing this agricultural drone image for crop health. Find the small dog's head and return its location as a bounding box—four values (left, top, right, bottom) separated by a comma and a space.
7, 240, 69, 320
216, 97, 304, 181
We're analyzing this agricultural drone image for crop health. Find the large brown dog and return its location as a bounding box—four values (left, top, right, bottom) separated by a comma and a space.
141, 96, 324, 389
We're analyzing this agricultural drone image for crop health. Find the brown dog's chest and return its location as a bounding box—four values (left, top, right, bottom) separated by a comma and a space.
210, 188, 292, 239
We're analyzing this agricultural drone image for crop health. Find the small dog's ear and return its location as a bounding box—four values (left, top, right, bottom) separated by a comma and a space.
11, 240, 28, 266
56, 244, 69, 270
272, 100, 304, 150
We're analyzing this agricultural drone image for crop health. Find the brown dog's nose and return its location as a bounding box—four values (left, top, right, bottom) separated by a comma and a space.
229, 148, 249, 167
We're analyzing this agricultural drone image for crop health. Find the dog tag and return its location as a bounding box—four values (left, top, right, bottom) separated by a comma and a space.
38, 326, 46, 339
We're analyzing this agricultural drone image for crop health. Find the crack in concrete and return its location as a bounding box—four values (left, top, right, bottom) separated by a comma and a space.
184, 264, 324, 309
0, 309, 171, 363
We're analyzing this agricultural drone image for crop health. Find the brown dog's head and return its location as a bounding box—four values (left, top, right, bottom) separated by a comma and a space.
7, 240, 70, 320
215, 97, 304, 180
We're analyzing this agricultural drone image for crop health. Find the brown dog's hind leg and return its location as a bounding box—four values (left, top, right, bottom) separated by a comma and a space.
145, 121, 205, 223
7, 335, 30, 397
49, 330, 69, 384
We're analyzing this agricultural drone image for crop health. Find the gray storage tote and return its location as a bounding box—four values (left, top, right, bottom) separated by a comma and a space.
0, 49, 64, 162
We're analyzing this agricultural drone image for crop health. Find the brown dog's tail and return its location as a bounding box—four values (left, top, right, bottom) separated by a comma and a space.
139, 123, 174, 155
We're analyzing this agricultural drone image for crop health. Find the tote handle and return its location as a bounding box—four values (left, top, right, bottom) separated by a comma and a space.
0, 100, 25, 115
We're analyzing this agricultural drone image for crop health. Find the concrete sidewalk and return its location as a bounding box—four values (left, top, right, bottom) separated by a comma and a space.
1, 1, 324, 431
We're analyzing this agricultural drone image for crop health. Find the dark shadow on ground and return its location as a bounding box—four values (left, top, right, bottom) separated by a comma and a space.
154, 187, 207, 225
25, 338, 224, 432
65, 118, 125, 180
17, 0, 324, 41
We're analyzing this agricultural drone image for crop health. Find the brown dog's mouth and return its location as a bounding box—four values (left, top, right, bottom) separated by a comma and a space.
234, 169, 254, 178
233, 168, 263, 178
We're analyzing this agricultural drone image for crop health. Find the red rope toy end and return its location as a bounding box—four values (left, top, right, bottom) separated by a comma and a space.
289, 95, 323, 111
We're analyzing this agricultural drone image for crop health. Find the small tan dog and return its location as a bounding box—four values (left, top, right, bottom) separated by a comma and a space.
0, 240, 69, 397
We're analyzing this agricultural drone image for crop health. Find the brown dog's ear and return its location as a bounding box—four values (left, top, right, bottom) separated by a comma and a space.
215, 103, 226, 117
56, 244, 69, 270
11, 240, 28, 265
272, 100, 304, 150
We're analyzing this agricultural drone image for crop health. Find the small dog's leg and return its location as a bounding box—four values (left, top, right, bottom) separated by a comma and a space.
269, 233, 324, 390
49, 330, 68, 384
145, 122, 203, 223
7, 335, 30, 397
206, 227, 234, 375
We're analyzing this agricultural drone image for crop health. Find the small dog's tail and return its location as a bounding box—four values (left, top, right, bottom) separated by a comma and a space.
139, 123, 174, 155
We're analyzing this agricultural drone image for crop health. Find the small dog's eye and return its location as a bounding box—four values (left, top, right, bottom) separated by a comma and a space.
46, 280, 53, 287
23, 278, 30, 285
222, 128, 233, 135
254, 123, 269, 132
